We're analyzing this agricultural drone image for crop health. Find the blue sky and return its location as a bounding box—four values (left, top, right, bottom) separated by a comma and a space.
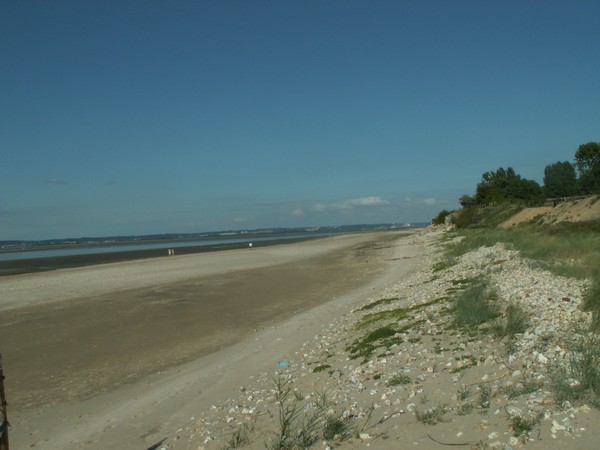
1, 1, 599, 240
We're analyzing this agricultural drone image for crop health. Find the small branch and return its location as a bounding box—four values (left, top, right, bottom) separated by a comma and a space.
427, 433, 478, 446
464, 372, 509, 388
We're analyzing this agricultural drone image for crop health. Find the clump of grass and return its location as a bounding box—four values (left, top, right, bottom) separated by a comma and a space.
456, 401, 474, 416
356, 297, 400, 312
346, 325, 399, 361
267, 377, 329, 450
387, 374, 411, 386
477, 384, 492, 410
504, 376, 544, 399
415, 404, 448, 425
223, 422, 252, 449
509, 412, 542, 437
433, 258, 457, 272
491, 303, 529, 339
453, 278, 499, 328
322, 415, 350, 442
551, 330, 600, 407
582, 275, 600, 332
358, 308, 408, 329
312, 364, 331, 373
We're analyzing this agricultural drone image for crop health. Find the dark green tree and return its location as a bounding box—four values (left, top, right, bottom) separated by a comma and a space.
575, 142, 600, 194
459, 194, 476, 208
543, 161, 578, 198
475, 167, 543, 206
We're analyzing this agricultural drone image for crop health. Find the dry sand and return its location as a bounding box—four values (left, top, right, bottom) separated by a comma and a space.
0, 230, 421, 449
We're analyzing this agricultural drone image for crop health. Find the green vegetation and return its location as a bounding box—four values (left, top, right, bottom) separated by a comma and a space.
223, 423, 252, 449
322, 415, 350, 441
474, 167, 544, 207
415, 404, 449, 425
346, 325, 400, 361
453, 277, 499, 328
434, 141, 600, 227
387, 374, 411, 386
491, 303, 529, 340
358, 309, 408, 329
432, 209, 452, 225
575, 142, 600, 194
551, 330, 600, 407
509, 412, 543, 437
312, 364, 331, 373
503, 376, 544, 399
477, 384, 492, 410
544, 160, 578, 197
583, 276, 600, 331
267, 377, 331, 450
356, 297, 400, 312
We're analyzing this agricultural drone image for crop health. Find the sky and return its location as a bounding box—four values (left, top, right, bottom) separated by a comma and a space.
1, 1, 599, 240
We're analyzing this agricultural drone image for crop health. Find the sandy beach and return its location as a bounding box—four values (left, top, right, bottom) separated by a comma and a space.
0, 230, 420, 449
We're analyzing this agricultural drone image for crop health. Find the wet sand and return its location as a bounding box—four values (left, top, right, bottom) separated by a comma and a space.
0, 230, 418, 449
0, 236, 321, 276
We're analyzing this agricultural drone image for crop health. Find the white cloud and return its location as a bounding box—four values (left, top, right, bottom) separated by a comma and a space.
312, 195, 390, 212
291, 208, 304, 216
335, 196, 390, 209
350, 196, 389, 206
423, 197, 437, 205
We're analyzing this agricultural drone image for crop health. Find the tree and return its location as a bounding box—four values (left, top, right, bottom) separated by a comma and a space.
543, 161, 578, 198
475, 167, 543, 206
459, 194, 476, 208
575, 142, 600, 194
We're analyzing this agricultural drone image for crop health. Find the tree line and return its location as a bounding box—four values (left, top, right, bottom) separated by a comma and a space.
462, 141, 600, 208
433, 141, 600, 225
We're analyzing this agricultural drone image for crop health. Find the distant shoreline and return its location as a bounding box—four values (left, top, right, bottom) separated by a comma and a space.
0, 235, 325, 276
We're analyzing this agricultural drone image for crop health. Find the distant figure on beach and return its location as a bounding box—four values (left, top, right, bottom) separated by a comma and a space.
167, 248, 175, 256
249, 242, 253, 249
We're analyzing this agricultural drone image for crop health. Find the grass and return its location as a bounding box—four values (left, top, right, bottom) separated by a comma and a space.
504, 377, 544, 399
490, 302, 529, 339
358, 308, 408, 329
346, 325, 399, 361
551, 330, 600, 407
312, 364, 331, 373
477, 384, 492, 410
445, 225, 600, 280
267, 377, 330, 450
322, 415, 350, 442
453, 277, 499, 328
387, 374, 411, 386
356, 297, 400, 312
415, 404, 448, 425
583, 275, 600, 331
222, 423, 252, 449
509, 412, 542, 437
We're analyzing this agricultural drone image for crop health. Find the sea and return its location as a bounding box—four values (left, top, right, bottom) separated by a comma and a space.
0, 224, 423, 262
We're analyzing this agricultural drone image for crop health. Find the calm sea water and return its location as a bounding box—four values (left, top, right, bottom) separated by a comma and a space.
0, 233, 334, 262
